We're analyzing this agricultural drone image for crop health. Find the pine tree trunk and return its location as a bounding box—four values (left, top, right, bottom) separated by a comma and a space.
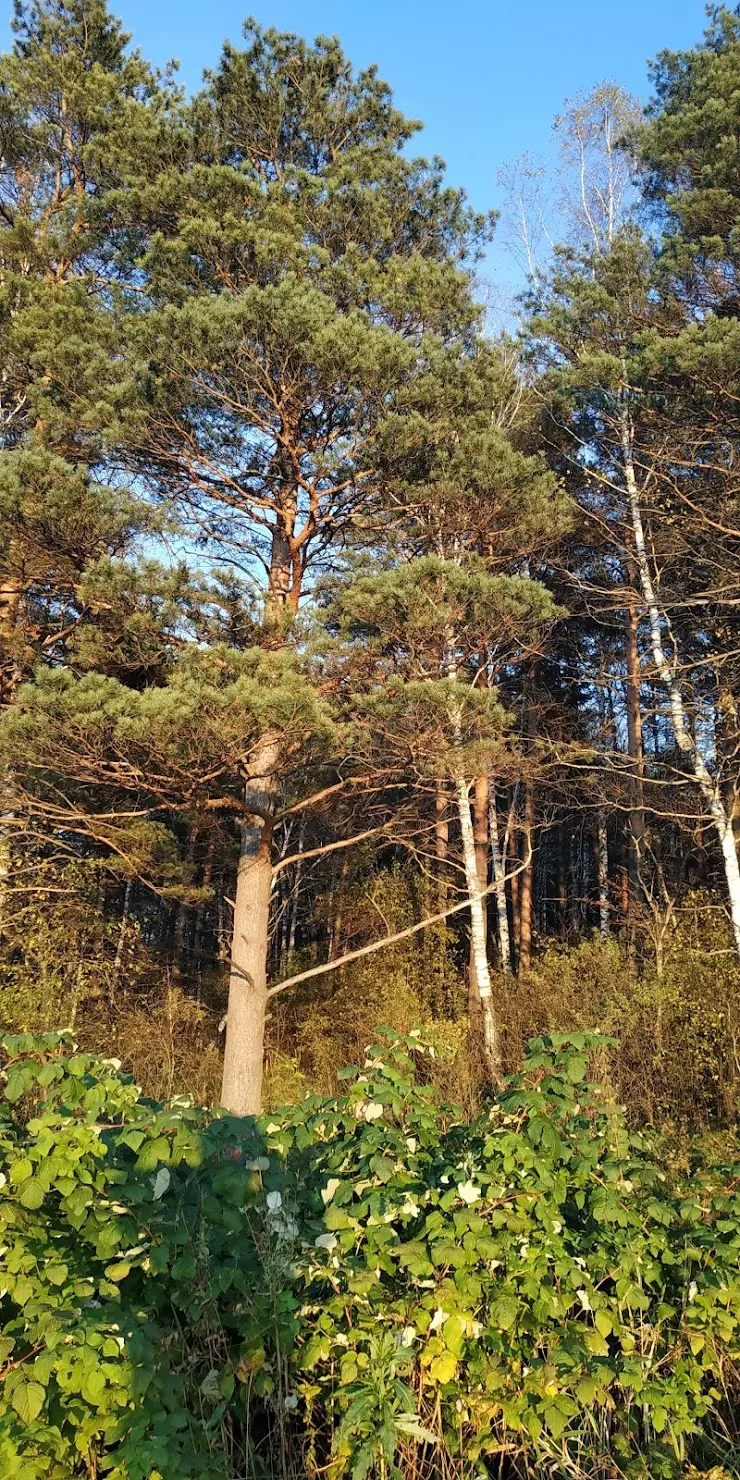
0, 574, 22, 706
489, 782, 513, 974
620, 407, 740, 957
193, 837, 215, 996
509, 825, 521, 963
173, 830, 198, 980
596, 808, 609, 943
220, 735, 280, 1116
435, 782, 449, 909
558, 821, 569, 939
286, 817, 305, 960
518, 780, 535, 974
111, 878, 133, 991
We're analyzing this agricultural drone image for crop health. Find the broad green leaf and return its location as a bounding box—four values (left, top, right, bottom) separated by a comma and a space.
11, 1381, 45, 1424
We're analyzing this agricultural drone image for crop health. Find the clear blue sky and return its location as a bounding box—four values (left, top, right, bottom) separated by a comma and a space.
2, 0, 709, 296
105, 0, 704, 208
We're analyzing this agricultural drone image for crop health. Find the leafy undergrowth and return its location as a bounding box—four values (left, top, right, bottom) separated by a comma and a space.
1, 1029, 740, 1480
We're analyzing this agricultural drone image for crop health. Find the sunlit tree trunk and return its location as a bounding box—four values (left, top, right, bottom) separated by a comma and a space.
620, 406, 740, 958
435, 782, 449, 909
455, 772, 500, 1077
518, 779, 535, 973
221, 514, 300, 1115
220, 735, 280, 1116
625, 584, 645, 935
488, 781, 513, 974
468, 773, 490, 1018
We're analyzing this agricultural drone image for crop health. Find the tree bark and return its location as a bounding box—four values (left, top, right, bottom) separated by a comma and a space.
0, 574, 23, 706
455, 773, 500, 1077
596, 808, 609, 943
468, 773, 489, 1013
509, 823, 521, 962
518, 779, 535, 973
488, 781, 513, 974
620, 406, 740, 957
111, 878, 133, 992
625, 588, 645, 918
434, 781, 449, 909
558, 821, 569, 939
220, 735, 280, 1116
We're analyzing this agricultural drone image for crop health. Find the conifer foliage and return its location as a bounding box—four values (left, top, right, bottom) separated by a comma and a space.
1, 1, 740, 1141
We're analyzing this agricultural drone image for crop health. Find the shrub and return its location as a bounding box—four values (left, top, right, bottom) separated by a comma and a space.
1, 1029, 740, 1478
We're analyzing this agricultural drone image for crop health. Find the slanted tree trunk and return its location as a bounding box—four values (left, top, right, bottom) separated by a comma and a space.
220, 734, 280, 1116
488, 781, 513, 974
620, 405, 740, 957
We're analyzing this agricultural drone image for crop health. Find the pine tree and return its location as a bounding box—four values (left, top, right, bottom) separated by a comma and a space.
114, 23, 492, 1113
529, 222, 740, 955
323, 343, 568, 1073
0, 0, 172, 699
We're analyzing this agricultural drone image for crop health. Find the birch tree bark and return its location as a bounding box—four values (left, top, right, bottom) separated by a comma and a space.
624, 587, 646, 922
620, 405, 740, 957
455, 772, 500, 1077
468, 773, 490, 1019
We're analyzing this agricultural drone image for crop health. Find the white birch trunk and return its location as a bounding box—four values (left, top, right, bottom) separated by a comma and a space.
455, 773, 500, 1076
620, 408, 740, 957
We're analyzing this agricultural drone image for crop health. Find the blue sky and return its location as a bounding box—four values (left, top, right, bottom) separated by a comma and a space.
103, 0, 704, 208
2, 0, 709, 298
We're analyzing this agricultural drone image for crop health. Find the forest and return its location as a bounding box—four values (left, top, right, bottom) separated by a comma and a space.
2, 1, 740, 1475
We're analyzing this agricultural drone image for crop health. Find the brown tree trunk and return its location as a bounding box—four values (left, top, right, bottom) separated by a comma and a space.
193, 837, 215, 996
434, 781, 449, 908
0, 574, 23, 706
220, 735, 280, 1116
518, 779, 535, 974
509, 819, 521, 966
111, 878, 133, 993
489, 781, 512, 973
220, 497, 303, 1113
595, 808, 610, 943
557, 821, 569, 939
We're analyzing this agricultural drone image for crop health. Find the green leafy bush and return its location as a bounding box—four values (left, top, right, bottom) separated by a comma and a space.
1, 1029, 740, 1479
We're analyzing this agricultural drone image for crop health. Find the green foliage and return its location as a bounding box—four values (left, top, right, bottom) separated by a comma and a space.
2, 646, 335, 891
2, 1028, 740, 1478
